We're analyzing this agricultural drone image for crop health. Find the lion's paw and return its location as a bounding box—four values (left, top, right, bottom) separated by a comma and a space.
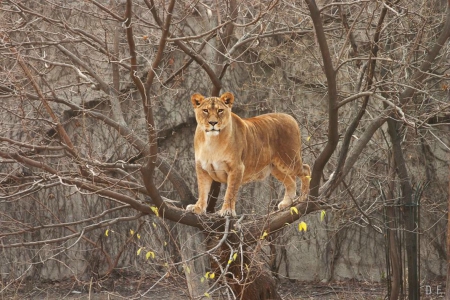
298, 194, 308, 202
217, 208, 236, 217
277, 200, 292, 211
186, 204, 206, 215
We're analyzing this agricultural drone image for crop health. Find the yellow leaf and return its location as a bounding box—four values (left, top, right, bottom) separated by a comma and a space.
184, 265, 190, 274
137, 247, 143, 256
150, 206, 159, 217
232, 252, 238, 261
146, 251, 155, 260
306, 136, 311, 142
130, 229, 135, 236
228, 259, 233, 265
260, 231, 268, 240
245, 263, 249, 272
290, 207, 298, 215
200, 277, 205, 283
137, 234, 141, 239
298, 221, 307, 232
164, 241, 167, 246
305, 175, 311, 182
320, 210, 326, 222
209, 273, 215, 279
204, 292, 211, 298
205, 272, 210, 278
152, 222, 157, 228
105, 229, 109, 237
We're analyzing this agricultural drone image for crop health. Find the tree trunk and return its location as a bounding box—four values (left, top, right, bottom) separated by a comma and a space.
238, 271, 282, 300
178, 225, 209, 298
207, 234, 282, 300
386, 153, 402, 300
446, 151, 450, 298
388, 119, 418, 300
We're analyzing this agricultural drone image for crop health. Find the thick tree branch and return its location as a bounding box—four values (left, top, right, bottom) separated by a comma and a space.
243, 200, 334, 244
304, 0, 339, 199
322, 5, 388, 198
319, 116, 388, 195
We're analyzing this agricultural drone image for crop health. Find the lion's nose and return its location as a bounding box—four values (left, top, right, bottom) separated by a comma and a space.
209, 121, 218, 126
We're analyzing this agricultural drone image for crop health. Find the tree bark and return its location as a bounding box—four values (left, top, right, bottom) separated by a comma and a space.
177, 225, 209, 298
207, 232, 282, 300
304, 0, 339, 199
387, 119, 418, 300
446, 151, 450, 298
386, 154, 402, 300
322, 4, 387, 198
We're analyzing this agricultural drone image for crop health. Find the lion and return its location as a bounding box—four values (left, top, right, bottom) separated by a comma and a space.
186, 92, 311, 217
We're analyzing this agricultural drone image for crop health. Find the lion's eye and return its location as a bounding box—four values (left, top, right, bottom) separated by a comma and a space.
202, 109, 208, 114
218, 109, 224, 114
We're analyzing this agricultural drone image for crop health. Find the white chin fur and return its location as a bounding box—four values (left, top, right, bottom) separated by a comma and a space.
206, 131, 220, 136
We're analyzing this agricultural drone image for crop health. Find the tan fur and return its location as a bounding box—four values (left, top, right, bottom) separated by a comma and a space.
186, 92, 311, 216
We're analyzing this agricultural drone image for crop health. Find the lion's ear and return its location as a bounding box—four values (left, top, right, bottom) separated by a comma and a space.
220, 92, 234, 107
191, 93, 205, 108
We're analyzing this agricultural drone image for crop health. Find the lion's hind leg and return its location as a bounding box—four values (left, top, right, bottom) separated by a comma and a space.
298, 163, 311, 202
271, 165, 297, 211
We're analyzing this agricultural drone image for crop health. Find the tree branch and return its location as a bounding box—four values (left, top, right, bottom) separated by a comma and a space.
8, 43, 77, 157
146, 0, 222, 92
399, 4, 450, 104
321, 4, 388, 198
304, 0, 339, 199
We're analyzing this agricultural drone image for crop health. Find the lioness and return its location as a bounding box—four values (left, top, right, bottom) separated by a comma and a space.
186, 92, 311, 217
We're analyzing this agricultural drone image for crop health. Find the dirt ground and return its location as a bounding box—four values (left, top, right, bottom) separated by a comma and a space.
1, 272, 445, 300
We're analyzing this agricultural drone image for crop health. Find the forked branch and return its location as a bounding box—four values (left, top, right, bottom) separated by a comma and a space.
304, 0, 339, 199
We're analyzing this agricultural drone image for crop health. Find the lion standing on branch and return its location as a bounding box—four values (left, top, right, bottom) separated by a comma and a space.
186, 92, 311, 217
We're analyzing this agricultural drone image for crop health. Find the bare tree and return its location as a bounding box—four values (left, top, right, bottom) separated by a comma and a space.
1, 0, 449, 299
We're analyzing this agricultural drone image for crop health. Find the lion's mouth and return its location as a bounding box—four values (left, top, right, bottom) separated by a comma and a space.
206, 129, 220, 136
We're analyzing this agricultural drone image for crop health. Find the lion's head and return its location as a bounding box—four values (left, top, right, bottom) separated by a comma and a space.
191, 92, 234, 136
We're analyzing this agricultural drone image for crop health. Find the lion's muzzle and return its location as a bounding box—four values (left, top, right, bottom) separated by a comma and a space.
206, 129, 220, 136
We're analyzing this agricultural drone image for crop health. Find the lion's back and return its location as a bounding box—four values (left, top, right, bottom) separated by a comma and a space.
238, 113, 302, 180
245, 113, 301, 148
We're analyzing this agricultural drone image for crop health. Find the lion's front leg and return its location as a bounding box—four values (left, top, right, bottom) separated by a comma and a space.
187, 162, 212, 215
218, 165, 244, 217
